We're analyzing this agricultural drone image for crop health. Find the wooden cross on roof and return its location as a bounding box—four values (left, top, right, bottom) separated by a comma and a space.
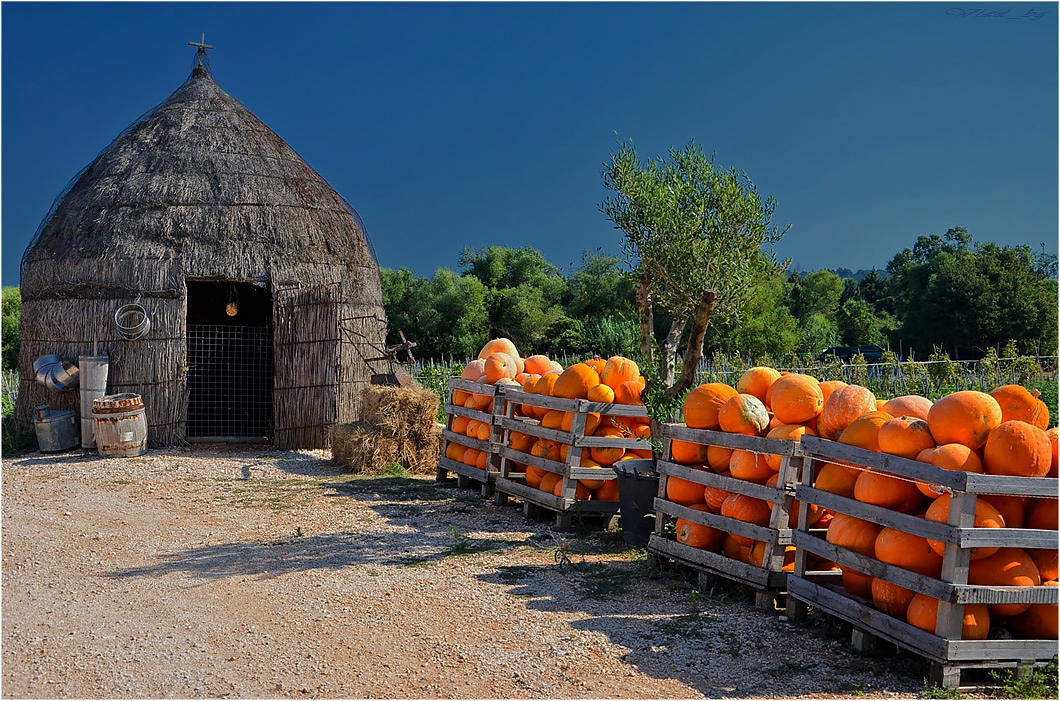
188, 32, 214, 69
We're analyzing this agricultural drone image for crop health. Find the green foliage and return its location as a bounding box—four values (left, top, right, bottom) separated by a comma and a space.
1, 287, 21, 371
798, 312, 840, 355
989, 658, 1058, 699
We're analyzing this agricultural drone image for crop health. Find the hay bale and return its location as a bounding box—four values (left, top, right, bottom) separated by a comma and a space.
360, 383, 439, 443
329, 421, 443, 475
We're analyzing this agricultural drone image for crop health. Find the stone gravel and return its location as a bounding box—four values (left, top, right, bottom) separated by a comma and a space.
3, 444, 933, 698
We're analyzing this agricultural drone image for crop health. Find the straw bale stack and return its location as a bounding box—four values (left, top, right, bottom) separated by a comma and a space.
330, 383, 443, 474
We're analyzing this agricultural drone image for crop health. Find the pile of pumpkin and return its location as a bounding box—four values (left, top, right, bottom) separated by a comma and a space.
443, 338, 652, 500
666, 367, 1058, 640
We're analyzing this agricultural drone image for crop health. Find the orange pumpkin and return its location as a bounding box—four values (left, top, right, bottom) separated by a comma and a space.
769, 374, 824, 425
906, 594, 990, 640
461, 358, 487, 381
552, 363, 601, 400
590, 426, 626, 465
524, 465, 547, 489
613, 380, 645, 406
982, 420, 1051, 478
683, 383, 740, 429
508, 431, 536, 455
871, 578, 917, 618
925, 494, 1006, 560
586, 383, 616, 404
675, 504, 725, 551
1024, 498, 1058, 531
670, 439, 711, 465
968, 548, 1042, 618
728, 450, 774, 484
599, 356, 640, 390
878, 416, 937, 460
583, 356, 607, 374
818, 385, 878, 440
927, 390, 1003, 451
875, 527, 944, 578
705, 445, 733, 473
989, 384, 1050, 429
451, 415, 470, 436
854, 469, 925, 514
763, 423, 816, 470
538, 471, 562, 494
720, 493, 773, 546
915, 443, 985, 498
523, 354, 553, 375
826, 513, 882, 598
814, 462, 859, 498
881, 394, 933, 421
665, 474, 707, 506
1008, 580, 1058, 640
1048, 427, 1059, 478
702, 485, 732, 513
718, 393, 771, 436
592, 479, 620, 501
482, 352, 518, 383
444, 442, 466, 462
837, 410, 893, 452
477, 338, 520, 361
981, 494, 1025, 529
560, 410, 602, 435
1029, 549, 1059, 582
736, 366, 781, 404
541, 410, 565, 430
817, 380, 848, 407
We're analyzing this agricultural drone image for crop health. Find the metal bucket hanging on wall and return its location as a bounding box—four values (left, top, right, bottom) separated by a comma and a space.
114, 304, 151, 340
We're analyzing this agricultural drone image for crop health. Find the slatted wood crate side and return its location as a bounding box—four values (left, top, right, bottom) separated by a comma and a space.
785, 433, 1059, 687
493, 387, 648, 526
436, 377, 507, 491
648, 424, 812, 598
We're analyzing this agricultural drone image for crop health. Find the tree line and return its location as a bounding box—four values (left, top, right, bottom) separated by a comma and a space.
382, 229, 1057, 364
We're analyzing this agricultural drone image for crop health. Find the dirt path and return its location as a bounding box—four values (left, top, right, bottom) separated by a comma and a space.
2, 445, 930, 698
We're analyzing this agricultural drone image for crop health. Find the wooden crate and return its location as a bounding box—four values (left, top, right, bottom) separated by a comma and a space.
435, 378, 505, 497
493, 388, 651, 530
648, 424, 836, 609
786, 434, 1059, 688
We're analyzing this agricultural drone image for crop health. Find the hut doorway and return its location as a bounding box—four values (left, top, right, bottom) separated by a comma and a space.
185, 280, 274, 441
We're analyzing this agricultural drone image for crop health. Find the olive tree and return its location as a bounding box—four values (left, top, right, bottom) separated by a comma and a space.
600, 140, 789, 402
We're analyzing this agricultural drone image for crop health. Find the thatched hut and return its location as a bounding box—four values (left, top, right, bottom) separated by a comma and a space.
16, 52, 388, 449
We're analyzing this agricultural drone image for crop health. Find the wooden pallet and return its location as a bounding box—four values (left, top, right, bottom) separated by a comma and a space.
493, 388, 651, 530
435, 378, 505, 497
648, 424, 840, 610
786, 435, 1059, 688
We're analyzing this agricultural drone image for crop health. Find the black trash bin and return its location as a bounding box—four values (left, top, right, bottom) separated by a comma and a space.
613, 458, 659, 546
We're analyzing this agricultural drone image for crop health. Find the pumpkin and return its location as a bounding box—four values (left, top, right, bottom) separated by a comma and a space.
706, 445, 733, 473
814, 462, 859, 498
728, 450, 775, 484
540, 410, 565, 430
968, 548, 1041, 618
508, 431, 536, 455
477, 337, 520, 361
450, 415, 470, 436
702, 485, 732, 513
720, 493, 773, 546
592, 479, 620, 501
718, 393, 771, 436
670, 439, 711, 465
736, 366, 781, 404
583, 356, 607, 374
906, 594, 990, 640
854, 470, 925, 514
989, 384, 1050, 429
538, 471, 562, 494
683, 383, 739, 429
589, 426, 626, 466
665, 474, 707, 506
613, 380, 645, 406
461, 448, 481, 467
817, 380, 848, 407
482, 352, 518, 383
461, 358, 487, 381
523, 354, 553, 375
763, 423, 816, 470
925, 494, 1005, 560
769, 374, 824, 425
599, 356, 641, 390
818, 385, 878, 440
444, 442, 466, 462
475, 421, 491, 441
981, 494, 1026, 529
530, 439, 560, 463
837, 410, 893, 452
871, 579, 916, 618
552, 363, 600, 400
560, 410, 601, 435
1029, 549, 1059, 582
826, 513, 881, 598
982, 420, 1051, 478
915, 443, 984, 498
1048, 427, 1059, 478
586, 383, 616, 404
878, 416, 937, 460
1024, 498, 1058, 531
676, 504, 725, 551
1008, 581, 1058, 639
927, 390, 1003, 451
524, 465, 547, 489
881, 394, 933, 421
721, 534, 748, 563
552, 477, 590, 499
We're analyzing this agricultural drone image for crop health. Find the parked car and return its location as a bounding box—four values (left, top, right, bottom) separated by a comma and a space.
816, 344, 886, 363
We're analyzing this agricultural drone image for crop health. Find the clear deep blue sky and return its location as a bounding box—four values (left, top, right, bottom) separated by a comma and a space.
2, 1, 1057, 287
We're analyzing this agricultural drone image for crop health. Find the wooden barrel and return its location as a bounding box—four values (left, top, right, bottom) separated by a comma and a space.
92, 393, 147, 457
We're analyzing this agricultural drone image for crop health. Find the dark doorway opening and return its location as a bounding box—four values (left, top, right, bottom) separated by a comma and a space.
186, 280, 274, 441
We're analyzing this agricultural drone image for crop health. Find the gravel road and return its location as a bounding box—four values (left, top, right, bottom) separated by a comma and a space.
2, 444, 933, 698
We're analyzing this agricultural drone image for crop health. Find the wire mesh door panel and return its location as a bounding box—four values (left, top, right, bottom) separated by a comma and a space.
186, 324, 274, 439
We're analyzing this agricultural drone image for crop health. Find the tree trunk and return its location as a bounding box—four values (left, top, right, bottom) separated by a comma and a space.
635, 272, 654, 363
660, 318, 687, 386
663, 290, 718, 403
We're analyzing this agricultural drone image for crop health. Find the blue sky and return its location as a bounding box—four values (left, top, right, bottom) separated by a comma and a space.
2, 1, 1057, 287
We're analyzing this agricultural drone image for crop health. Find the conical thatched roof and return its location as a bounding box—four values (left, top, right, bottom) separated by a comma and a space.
21, 65, 378, 292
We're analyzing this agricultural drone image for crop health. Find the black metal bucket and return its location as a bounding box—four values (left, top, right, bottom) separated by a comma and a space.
613, 458, 659, 546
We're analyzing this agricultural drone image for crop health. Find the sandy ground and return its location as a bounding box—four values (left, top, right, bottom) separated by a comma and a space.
1, 444, 933, 699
